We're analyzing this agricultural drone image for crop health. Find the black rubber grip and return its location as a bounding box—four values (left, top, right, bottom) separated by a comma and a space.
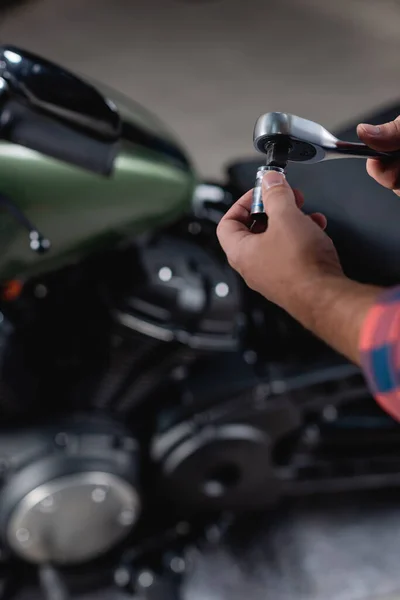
0, 100, 118, 176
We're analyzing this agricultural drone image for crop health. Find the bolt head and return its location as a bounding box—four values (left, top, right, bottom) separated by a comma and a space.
215, 282, 229, 298
114, 567, 131, 588
16, 528, 30, 544
118, 509, 135, 527
137, 570, 154, 589
34, 284, 48, 299
158, 267, 172, 282
323, 405, 338, 422
91, 487, 107, 503
170, 556, 186, 574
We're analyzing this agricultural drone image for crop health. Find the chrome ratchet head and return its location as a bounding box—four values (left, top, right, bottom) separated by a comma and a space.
253, 112, 393, 163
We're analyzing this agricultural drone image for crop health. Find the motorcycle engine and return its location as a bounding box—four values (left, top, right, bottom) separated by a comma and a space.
0, 186, 399, 578
113, 228, 241, 352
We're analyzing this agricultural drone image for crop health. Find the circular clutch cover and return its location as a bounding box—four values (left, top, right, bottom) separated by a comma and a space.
6, 471, 140, 564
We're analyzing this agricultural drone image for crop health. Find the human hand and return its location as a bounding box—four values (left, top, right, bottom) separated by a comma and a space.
357, 117, 400, 196
217, 170, 343, 315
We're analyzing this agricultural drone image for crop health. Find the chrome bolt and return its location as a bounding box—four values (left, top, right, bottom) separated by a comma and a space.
16, 528, 30, 544
158, 267, 172, 282
323, 405, 338, 422
118, 509, 135, 526
243, 350, 257, 365
170, 556, 186, 574
203, 480, 225, 498
91, 487, 107, 503
215, 282, 229, 298
34, 284, 48, 299
137, 570, 154, 589
30, 239, 40, 251
114, 567, 130, 588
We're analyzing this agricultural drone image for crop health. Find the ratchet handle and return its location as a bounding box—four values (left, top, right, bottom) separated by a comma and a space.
335, 141, 400, 159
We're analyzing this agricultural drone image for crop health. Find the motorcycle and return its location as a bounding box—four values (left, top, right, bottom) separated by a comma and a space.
0, 45, 399, 599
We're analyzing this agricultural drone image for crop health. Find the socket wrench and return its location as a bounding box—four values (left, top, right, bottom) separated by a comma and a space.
250, 112, 398, 231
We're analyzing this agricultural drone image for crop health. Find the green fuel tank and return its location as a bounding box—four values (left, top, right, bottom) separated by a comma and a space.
0, 49, 196, 281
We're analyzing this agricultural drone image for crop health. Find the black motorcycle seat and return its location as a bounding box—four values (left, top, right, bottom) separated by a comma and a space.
227, 104, 400, 286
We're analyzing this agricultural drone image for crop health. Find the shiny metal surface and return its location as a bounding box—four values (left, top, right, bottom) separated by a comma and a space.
250, 165, 285, 215
254, 112, 394, 163
250, 165, 285, 232
7, 471, 140, 564
0, 46, 195, 282
160, 424, 268, 476
0, 45, 121, 139
251, 166, 268, 215
153, 422, 275, 509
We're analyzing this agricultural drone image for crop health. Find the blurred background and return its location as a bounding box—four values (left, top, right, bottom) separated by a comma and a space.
2, 1, 400, 599
2, 0, 400, 178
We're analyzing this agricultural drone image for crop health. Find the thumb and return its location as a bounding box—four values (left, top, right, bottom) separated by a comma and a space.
262, 170, 296, 216
357, 117, 400, 152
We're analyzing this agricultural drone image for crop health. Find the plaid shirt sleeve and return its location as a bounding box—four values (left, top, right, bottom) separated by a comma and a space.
359, 286, 400, 421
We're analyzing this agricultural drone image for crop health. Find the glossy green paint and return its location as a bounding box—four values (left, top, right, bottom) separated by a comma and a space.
0, 86, 197, 281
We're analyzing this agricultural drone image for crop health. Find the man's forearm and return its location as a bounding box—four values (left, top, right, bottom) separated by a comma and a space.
286, 275, 382, 364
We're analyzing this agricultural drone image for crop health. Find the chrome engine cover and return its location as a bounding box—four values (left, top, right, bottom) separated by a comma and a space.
0, 416, 140, 565
6, 471, 140, 564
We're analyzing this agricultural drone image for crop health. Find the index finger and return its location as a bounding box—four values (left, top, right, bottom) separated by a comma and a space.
216, 189, 253, 253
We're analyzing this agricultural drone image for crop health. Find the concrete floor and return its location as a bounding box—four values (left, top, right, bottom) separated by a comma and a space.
185, 494, 400, 600
2, 0, 400, 178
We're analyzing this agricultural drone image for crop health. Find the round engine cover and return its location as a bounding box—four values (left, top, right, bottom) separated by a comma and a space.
152, 423, 278, 511
6, 471, 140, 564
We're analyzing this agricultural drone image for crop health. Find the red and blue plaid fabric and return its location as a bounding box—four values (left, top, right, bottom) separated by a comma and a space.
360, 286, 400, 421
